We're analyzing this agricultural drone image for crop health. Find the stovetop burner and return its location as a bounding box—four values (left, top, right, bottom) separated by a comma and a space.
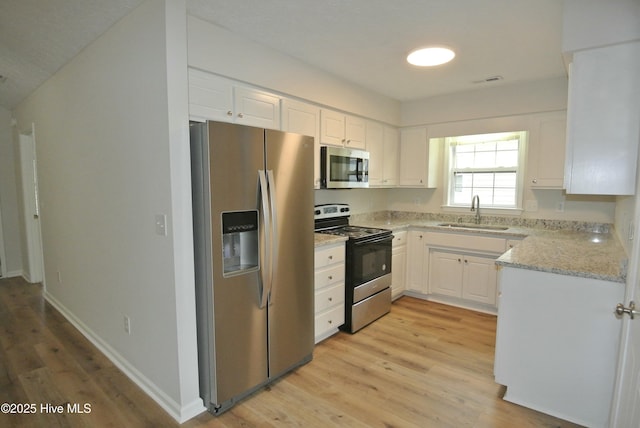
314, 204, 392, 241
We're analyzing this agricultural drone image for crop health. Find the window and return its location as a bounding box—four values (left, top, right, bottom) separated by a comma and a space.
445, 131, 526, 210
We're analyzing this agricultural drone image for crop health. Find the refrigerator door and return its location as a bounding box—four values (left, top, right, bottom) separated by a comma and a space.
265, 129, 315, 378
206, 122, 268, 406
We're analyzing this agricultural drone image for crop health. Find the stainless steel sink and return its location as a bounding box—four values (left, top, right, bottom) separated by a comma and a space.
437, 222, 509, 231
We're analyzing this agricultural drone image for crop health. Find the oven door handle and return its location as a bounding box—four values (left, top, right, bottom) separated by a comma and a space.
352, 235, 393, 246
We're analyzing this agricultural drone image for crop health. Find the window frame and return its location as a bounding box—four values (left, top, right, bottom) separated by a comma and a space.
442, 131, 527, 213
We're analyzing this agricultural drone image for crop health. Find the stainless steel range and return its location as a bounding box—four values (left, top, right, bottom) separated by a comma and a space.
314, 204, 392, 333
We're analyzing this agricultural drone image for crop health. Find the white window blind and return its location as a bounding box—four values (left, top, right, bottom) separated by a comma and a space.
447, 132, 525, 208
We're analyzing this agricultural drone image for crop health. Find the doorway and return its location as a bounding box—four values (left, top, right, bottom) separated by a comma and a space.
19, 125, 44, 284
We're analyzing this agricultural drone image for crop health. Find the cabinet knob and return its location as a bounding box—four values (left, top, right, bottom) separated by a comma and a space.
328, 275, 333, 280
328, 320, 333, 324
532, 178, 538, 183
226, 110, 233, 116
328, 297, 333, 302
458, 258, 462, 263
328, 255, 333, 260
237, 113, 244, 118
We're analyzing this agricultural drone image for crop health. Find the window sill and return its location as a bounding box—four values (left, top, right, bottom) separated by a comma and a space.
441, 205, 524, 216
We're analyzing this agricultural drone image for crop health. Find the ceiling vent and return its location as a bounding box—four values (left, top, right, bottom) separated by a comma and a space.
473, 75, 503, 84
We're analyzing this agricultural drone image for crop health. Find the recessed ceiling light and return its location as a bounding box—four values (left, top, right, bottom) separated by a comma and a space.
407, 47, 455, 67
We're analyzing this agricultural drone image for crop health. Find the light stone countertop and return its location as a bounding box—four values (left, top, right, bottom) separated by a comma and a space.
314, 233, 348, 247
326, 211, 628, 284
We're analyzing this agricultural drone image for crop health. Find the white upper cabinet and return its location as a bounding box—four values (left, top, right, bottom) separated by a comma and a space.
367, 122, 398, 187
564, 42, 640, 195
281, 98, 321, 188
399, 127, 440, 188
382, 125, 399, 186
320, 109, 366, 149
188, 68, 281, 129
527, 111, 567, 189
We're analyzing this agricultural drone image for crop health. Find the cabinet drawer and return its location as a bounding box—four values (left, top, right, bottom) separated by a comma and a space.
314, 244, 345, 268
315, 283, 345, 313
392, 230, 407, 247
314, 264, 345, 290
315, 305, 345, 335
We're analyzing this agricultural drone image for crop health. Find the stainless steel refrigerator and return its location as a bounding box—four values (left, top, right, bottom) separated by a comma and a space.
190, 121, 315, 414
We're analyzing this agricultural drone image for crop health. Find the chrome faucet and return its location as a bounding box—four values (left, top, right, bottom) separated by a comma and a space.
471, 195, 480, 224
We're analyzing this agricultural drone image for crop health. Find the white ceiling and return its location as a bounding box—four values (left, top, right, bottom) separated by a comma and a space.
0, 0, 566, 110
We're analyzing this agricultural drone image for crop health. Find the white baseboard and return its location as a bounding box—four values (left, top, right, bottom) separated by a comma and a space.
43, 290, 205, 423
4, 270, 23, 278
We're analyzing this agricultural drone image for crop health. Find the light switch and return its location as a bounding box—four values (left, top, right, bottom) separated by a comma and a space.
155, 214, 167, 236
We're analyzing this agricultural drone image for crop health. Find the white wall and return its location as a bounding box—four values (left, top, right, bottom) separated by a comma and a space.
0, 107, 23, 276
12, 0, 201, 422
187, 16, 400, 125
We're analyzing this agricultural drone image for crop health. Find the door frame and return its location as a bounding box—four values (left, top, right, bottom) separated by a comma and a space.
18, 124, 44, 284
0, 204, 6, 277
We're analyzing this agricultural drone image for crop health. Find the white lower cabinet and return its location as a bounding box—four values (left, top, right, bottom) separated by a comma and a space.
428, 250, 497, 306
406, 230, 427, 293
495, 266, 623, 427
314, 242, 346, 343
391, 231, 407, 300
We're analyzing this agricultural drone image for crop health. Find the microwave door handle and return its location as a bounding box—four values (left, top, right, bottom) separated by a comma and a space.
356, 158, 362, 182
258, 170, 271, 309
266, 170, 278, 306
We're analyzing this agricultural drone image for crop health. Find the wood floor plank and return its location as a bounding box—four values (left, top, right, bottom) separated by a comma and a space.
0, 279, 582, 427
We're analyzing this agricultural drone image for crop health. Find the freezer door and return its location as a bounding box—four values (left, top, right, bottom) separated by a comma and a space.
205, 122, 268, 406
265, 129, 315, 378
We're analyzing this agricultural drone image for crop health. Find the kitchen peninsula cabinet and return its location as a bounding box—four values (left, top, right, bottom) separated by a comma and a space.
564, 41, 640, 195
314, 242, 346, 343
494, 266, 624, 427
399, 127, 440, 188
320, 109, 366, 149
188, 68, 281, 129
281, 98, 321, 188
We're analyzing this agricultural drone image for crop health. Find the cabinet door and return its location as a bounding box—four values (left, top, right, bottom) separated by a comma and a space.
428, 250, 463, 297
188, 68, 234, 122
565, 42, 640, 195
391, 245, 407, 300
382, 126, 399, 186
399, 127, 440, 188
400, 127, 428, 186
320, 109, 346, 146
345, 115, 366, 149
462, 254, 497, 305
281, 99, 321, 188
528, 112, 566, 188
406, 231, 426, 293
234, 86, 281, 129
366, 121, 384, 186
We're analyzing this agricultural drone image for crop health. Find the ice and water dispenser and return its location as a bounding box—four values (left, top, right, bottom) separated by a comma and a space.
221, 210, 259, 277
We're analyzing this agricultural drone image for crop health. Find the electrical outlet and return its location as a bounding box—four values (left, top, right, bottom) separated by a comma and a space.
555, 201, 565, 212
123, 315, 131, 335
155, 214, 167, 236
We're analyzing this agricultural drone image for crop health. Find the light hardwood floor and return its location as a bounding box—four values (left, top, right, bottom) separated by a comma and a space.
0, 276, 580, 427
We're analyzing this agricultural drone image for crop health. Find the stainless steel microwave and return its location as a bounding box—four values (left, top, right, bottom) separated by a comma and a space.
320, 146, 370, 189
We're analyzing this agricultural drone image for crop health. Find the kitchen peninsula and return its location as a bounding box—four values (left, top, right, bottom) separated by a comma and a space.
334, 210, 626, 428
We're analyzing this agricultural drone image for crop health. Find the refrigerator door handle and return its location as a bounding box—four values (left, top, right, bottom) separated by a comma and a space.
258, 170, 272, 309
266, 170, 278, 306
